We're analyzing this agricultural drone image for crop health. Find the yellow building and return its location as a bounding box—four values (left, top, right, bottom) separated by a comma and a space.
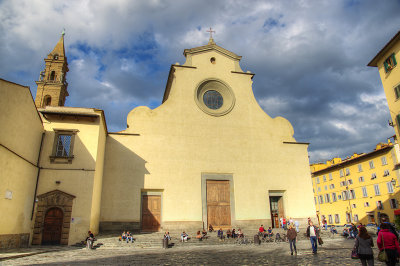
1, 33, 317, 247
368, 31, 400, 141
311, 142, 400, 226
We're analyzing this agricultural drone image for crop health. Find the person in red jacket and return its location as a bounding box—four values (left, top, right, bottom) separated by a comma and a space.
377, 223, 400, 266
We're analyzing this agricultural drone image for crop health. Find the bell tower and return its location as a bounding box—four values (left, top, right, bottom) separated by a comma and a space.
35, 32, 69, 108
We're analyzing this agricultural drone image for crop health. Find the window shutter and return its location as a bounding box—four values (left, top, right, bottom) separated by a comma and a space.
392, 53, 397, 65
384, 61, 389, 72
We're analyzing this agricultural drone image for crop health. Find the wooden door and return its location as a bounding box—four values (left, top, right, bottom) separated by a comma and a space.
141, 195, 161, 231
207, 180, 231, 229
277, 197, 285, 226
42, 207, 63, 245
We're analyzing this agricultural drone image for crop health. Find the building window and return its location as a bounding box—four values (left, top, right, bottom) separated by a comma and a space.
342, 191, 349, 200
387, 182, 394, 193
323, 175, 327, 182
358, 164, 363, 172
318, 187, 321, 192
332, 193, 337, 202
394, 84, 400, 100
376, 201, 383, 210
348, 179, 353, 185
335, 214, 340, 224
352, 204, 357, 208
384, 170, 390, 177
349, 189, 356, 199
324, 185, 328, 190
374, 184, 380, 196
346, 213, 351, 223
328, 215, 333, 224
359, 176, 364, 182
390, 199, 398, 209
325, 194, 331, 203
338, 195, 342, 200
340, 169, 344, 177
43, 95, 51, 107
369, 160, 375, 169
381, 156, 388, 165
313, 188, 315, 193
340, 181, 346, 187
384, 53, 397, 73
318, 195, 324, 204
330, 184, 335, 189
314, 197, 317, 205
371, 173, 377, 180
354, 214, 359, 222
362, 186, 368, 197
329, 173, 333, 180
316, 177, 320, 184
364, 202, 369, 207
50, 129, 78, 163
345, 168, 350, 176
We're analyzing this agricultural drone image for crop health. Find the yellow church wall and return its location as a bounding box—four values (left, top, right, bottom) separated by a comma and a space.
101, 44, 316, 231
89, 111, 107, 234
0, 79, 44, 248
35, 108, 105, 244
0, 79, 43, 248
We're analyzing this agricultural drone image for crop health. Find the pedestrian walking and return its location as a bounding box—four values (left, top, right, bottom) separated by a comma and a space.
306, 221, 319, 254
354, 226, 374, 266
287, 225, 297, 255
377, 223, 400, 266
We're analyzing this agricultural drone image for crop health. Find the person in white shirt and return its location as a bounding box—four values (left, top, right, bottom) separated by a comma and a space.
306, 221, 319, 254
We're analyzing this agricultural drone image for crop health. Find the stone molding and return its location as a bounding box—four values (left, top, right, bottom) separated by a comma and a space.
32, 190, 75, 245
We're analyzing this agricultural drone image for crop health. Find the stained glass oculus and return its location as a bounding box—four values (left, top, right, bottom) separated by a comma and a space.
203, 90, 223, 109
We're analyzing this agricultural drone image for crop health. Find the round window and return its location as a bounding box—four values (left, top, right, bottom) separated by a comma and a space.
194, 79, 235, 116
203, 90, 223, 109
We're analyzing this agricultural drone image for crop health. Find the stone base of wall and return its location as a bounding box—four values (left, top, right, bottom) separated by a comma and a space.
161, 221, 203, 231
234, 219, 272, 230
100, 222, 140, 233
0, 233, 30, 249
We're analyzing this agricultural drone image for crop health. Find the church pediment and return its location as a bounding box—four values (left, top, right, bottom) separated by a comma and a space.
183, 41, 242, 61
37, 189, 76, 202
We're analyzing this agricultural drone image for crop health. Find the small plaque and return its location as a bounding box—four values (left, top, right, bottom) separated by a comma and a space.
5, 190, 12, 199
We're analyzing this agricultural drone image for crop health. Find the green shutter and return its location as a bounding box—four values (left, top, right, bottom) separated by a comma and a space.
392, 53, 397, 66
395, 86, 400, 99
384, 61, 389, 72
397, 114, 400, 131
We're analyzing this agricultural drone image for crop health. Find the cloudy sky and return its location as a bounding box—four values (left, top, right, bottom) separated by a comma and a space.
1, 0, 399, 163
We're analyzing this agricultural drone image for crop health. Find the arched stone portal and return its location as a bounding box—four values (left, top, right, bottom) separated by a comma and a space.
32, 190, 75, 245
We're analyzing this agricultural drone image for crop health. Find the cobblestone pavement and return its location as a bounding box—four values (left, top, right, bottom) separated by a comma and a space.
1, 238, 386, 265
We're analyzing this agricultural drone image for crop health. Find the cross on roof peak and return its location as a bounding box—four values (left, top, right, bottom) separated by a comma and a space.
206, 27, 216, 45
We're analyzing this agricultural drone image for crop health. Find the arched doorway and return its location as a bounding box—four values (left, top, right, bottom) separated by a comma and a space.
42, 207, 63, 245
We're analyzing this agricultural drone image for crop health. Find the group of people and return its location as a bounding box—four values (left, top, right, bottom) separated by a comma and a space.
118, 231, 135, 243
352, 218, 400, 266
209, 224, 244, 240
279, 217, 300, 232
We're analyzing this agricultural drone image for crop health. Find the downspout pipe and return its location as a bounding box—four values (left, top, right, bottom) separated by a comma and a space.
31, 132, 45, 220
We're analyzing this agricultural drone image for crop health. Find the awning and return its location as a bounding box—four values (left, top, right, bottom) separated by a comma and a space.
394, 209, 400, 215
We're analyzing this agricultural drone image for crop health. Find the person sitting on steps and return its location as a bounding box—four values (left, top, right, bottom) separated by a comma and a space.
164, 231, 171, 241
208, 224, 214, 232
238, 228, 244, 238
232, 228, 237, 238
226, 229, 232, 238
119, 231, 126, 241
181, 231, 189, 242
202, 229, 208, 239
196, 231, 203, 241
126, 231, 135, 243
217, 228, 224, 240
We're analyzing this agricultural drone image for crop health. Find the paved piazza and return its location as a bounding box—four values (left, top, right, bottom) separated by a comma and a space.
1, 238, 386, 265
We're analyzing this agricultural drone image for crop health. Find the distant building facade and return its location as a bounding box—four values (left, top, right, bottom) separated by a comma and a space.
310, 142, 400, 225
368, 31, 400, 141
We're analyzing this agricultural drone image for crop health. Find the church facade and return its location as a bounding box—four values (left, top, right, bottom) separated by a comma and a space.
0, 34, 316, 247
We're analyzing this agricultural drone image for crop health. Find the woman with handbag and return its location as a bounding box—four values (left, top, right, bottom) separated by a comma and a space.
377, 222, 400, 266
354, 226, 374, 266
